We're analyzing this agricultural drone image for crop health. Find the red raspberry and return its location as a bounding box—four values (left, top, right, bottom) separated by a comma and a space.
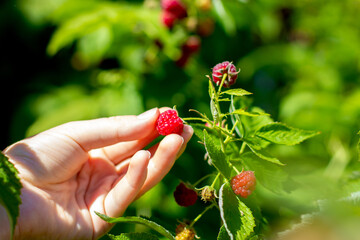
173, 183, 198, 207
181, 36, 201, 54
156, 109, 184, 136
161, 0, 188, 19
212, 61, 239, 88
176, 36, 201, 67
230, 171, 256, 198
161, 11, 177, 28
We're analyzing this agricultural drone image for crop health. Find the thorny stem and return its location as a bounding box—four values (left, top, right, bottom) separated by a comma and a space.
189, 203, 216, 228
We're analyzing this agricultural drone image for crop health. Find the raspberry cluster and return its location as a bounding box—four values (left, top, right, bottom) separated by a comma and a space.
173, 182, 198, 207
161, 0, 188, 29
212, 61, 239, 88
156, 109, 184, 136
230, 171, 256, 198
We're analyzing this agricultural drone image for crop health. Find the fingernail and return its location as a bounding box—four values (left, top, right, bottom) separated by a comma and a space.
145, 150, 152, 159
137, 108, 158, 120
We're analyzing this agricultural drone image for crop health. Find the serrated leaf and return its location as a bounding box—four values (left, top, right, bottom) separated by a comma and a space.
229, 109, 270, 117
0, 152, 22, 238
219, 183, 255, 240
243, 136, 270, 149
218, 225, 231, 240
246, 142, 284, 165
255, 122, 319, 146
232, 152, 288, 193
108, 232, 159, 240
204, 130, 233, 180
95, 212, 175, 240
222, 89, 252, 97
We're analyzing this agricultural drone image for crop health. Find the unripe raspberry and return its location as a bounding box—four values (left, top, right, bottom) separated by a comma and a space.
200, 186, 216, 203
173, 183, 198, 207
175, 223, 196, 240
156, 109, 184, 136
212, 61, 239, 88
161, 0, 188, 19
230, 171, 256, 198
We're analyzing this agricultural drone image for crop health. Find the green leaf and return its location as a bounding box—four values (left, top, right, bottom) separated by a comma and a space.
204, 130, 233, 180
232, 152, 288, 193
95, 212, 175, 240
255, 122, 320, 146
228, 109, 270, 117
218, 225, 231, 240
219, 183, 255, 240
212, 0, 236, 35
221, 89, 252, 97
0, 152, 22, 238
211, 99, 220, 123
77, 24, 113, 66
108, 232, 159, 240
246, 143, 284, 165
358, 131, 360, 160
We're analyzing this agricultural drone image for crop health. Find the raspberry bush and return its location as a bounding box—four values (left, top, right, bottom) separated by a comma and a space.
96, 61, 319, 239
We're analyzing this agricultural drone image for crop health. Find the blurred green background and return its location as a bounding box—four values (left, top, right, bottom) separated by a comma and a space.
1, 0, 360, 238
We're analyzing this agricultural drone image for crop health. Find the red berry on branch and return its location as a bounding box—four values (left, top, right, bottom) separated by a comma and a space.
156, 109, 184, 136
176, 36, 201, 67
161, 0, 188, 19
161, 11, 177, 29
173, 183, 198, 207
230, 171, 256, 198
212, 61, 239, 88
182, 36, 201, 54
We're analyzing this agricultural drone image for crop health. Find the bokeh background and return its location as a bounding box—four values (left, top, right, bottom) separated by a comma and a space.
1, 0, 360, 239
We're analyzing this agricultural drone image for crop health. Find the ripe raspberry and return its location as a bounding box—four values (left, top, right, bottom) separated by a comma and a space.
230, 171, 256, 198
212, 61, 239, 88
161, 0, 188, 19
176, 36, 201, 67
173, 183, 198, 207
182, 36, 201, 54
161, 11, 177, 28
156, 109, 184, 136
175, 223, 196, 240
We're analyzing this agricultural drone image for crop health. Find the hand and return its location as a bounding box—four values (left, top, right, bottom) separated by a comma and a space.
1, 108, 193, 240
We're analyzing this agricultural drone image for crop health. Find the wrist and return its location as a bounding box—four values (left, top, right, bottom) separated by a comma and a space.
0, 204, 11, 240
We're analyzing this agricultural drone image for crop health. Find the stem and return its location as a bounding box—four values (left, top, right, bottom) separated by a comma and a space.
217, 73, 228, 96
211, 172, 221, 188
232, 165, 241, 175
239, 142, 246, 155
224, 119, 239, 144
193, 174, 215, 187
189, 203, 215, 228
